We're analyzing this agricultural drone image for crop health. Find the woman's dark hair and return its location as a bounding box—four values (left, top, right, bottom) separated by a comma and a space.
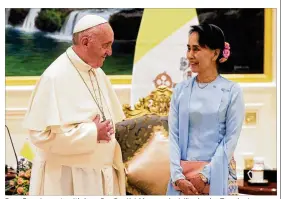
189, 24, 226, 66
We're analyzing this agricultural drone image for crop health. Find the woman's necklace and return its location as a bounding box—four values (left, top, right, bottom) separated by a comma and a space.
196, 75, 218, 89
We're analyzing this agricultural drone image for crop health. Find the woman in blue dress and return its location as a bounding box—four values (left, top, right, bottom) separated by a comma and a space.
167, 24, 245, 195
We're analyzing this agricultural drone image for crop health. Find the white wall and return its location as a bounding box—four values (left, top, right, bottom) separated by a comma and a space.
236, 83, 277, 174
5, 82, 277, 178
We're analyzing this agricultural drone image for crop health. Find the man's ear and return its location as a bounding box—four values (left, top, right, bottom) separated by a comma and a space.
80, 36, 89, 47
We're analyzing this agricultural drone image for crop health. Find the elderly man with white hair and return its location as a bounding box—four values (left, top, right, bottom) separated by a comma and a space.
23, 15, 126, 196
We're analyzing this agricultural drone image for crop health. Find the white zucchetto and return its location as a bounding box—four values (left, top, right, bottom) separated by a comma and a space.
73, 14, 107, 34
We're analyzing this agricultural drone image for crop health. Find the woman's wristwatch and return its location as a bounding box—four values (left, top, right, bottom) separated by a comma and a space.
198, 173, 208, 183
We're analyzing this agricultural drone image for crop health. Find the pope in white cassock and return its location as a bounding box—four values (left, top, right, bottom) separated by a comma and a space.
23, 15, 126, 196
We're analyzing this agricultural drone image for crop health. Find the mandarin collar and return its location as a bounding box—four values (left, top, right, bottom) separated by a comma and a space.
66, 46, 93, 72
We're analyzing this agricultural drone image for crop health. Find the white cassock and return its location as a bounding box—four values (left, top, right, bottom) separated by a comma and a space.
23, 47, 126, 196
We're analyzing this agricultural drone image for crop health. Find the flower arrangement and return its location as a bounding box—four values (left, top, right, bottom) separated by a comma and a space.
5, 156, 32, 195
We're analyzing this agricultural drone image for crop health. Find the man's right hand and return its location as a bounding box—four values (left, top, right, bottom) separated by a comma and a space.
92, 115, 113, 142
176, 179, 199, 195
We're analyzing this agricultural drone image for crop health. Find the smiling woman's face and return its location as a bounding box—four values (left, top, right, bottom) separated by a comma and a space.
186, 32, 218, 74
